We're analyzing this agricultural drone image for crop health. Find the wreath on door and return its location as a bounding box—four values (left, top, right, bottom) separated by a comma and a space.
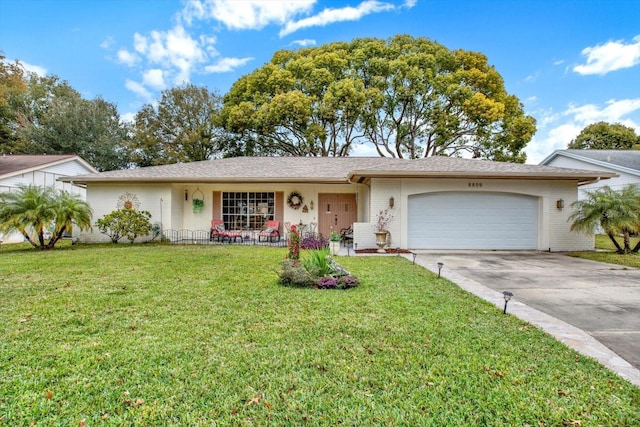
287, 191, 303, 210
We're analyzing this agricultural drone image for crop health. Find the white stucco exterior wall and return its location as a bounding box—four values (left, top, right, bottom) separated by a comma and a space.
78, 182, 364, 243
355, 178, 592, 252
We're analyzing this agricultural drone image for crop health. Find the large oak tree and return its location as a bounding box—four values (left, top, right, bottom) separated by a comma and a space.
223, 35, 536, 161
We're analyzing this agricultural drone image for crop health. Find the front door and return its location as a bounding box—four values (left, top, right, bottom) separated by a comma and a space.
318, 193, 357, 238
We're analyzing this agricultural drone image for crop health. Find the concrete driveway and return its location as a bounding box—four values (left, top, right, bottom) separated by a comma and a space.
411, 251, 640, 386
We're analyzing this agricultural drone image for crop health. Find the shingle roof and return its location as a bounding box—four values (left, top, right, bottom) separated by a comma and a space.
0, 154, 80, 177
59, 156, 616, 185
556, 150, 640, 172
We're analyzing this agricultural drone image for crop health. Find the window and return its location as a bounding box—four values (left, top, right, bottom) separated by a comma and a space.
222, 192, 275, 230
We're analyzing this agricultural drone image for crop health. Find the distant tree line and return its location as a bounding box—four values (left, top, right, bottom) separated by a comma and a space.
8, 33, 632, 172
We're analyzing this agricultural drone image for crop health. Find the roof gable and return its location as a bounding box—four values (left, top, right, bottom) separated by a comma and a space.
0, 155, 97, 178
540, 150, 640, 176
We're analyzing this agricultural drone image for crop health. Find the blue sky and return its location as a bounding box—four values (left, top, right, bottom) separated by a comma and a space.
1, 0, 639, 163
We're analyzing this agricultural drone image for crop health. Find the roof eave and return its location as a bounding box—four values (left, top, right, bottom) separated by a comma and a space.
347, 170, 618, 183
61, 176, 351, 185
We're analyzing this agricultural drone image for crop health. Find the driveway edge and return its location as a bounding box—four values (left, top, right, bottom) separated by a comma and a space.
404, 254, 640, 388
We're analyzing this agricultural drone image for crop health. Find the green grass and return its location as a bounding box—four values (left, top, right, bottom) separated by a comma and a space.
570, 234, 640, 268
1, 244, 639, 425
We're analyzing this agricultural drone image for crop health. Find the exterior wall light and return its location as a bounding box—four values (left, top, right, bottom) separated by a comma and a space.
310, 200, 314, 210
185, 189, 188, 201
556, 199, 564, 210
389, 196, 395, 209
503, 291, 513, 314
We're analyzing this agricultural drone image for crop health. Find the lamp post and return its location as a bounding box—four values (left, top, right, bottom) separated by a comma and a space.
502, 291, 513, 314
437, 262, 443, 278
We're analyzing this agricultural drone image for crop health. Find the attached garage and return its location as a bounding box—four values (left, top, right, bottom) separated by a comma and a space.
407, 192, 539, 250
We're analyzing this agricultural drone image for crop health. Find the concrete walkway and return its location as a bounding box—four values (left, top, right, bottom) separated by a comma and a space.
401, 251, 640, 388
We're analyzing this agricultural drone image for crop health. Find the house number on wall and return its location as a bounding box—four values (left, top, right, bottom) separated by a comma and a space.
468, 182, 483, 188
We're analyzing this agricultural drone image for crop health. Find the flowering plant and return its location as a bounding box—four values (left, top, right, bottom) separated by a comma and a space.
287, 225, 301, 260
374, 208, 395, 232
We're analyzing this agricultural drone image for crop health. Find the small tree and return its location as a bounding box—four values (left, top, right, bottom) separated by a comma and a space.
96, 209, 152, 243
0, 184, 92, 249
569, 184, 640, 254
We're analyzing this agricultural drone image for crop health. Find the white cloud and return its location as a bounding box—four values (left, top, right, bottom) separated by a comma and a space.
142, 69, 166, 90
120, 112, 136, 124
20, 60, 47, 77
132, 24, 213, 85
117, 49, 139, 66
526, 98, 640, 164
573, 35, 640, 75
100, 36, 115, 49
125, 79, 153, 102
204, 57, 254, 73
403, 0, 417, 7
291, 39, 316, 47
279, 0, 395, 37
181, 0, 316, 30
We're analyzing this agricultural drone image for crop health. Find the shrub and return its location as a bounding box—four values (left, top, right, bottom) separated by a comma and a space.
96, 209, 152, 243
338, 275, 360, 289
316, 276, 338, 289
301, 233, 328, 249
278, 260, 314, 287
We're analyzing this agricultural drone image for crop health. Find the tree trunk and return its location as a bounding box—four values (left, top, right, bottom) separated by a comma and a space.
622, 230, 631, 254
607, 232, 624, 253
632, 238, 640, 253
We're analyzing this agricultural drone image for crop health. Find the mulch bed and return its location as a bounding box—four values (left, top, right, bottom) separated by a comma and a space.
355, 248, 412, 254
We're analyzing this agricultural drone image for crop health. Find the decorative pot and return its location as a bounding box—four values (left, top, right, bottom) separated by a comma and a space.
329, 240, 341, 256
374, 231, 388, 253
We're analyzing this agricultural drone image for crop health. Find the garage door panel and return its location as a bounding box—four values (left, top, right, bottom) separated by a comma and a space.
408, 192, 538, 250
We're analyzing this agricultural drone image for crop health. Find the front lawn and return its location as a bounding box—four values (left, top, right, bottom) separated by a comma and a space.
570, 234, 640, 268
1, 244, 638, 425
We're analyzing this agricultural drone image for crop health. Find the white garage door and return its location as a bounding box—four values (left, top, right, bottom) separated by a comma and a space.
407, 192, 538, 249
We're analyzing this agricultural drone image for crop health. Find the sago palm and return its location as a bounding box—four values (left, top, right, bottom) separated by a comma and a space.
0, 184, 93, 249
569, 184, 640, 254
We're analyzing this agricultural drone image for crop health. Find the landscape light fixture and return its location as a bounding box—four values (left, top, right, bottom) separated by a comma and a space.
502, 291, 513, 314
412, 252, 417, 264
437, 262, 444, 278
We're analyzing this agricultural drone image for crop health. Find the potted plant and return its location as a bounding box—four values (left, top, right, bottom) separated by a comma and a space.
374, 208, 394, 253
329, 231, 342, 256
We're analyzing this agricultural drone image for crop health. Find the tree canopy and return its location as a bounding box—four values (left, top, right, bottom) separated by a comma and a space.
0, 56, 130, 171
568, 121, 640, 150
223, 35, 536, 161
128, 84, 230, 167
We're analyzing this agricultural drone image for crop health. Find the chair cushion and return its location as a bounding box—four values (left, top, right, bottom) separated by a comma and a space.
215, 224, 225, 232
262, 227, 274, 233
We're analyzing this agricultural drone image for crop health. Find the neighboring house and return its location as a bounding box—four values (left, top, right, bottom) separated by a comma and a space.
59, 156, 615, 251
540, 150, 640, 197
0, 154, 97, 243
